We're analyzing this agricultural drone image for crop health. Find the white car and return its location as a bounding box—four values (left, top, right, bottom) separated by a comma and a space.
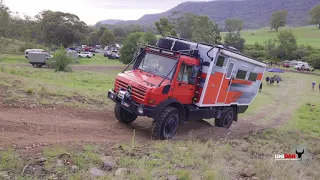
78, 52, 93, 58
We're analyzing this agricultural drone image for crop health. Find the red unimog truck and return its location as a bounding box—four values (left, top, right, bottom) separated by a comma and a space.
108, 36, 266, 140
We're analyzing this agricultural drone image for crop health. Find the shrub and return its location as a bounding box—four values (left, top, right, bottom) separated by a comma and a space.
244, 49, 266, 59
48, 46, 72, 72
19, 42, 48, 52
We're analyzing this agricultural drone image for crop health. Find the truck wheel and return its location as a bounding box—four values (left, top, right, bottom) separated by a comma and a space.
152, 106, 179, 140
114, 103, 137, 124
32, 64, 37, 68
215, 107, 234, 128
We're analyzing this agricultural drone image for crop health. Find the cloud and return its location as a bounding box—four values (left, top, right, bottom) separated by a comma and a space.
4, 0, 203, 25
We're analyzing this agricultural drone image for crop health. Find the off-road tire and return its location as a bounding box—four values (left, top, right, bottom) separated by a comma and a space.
215, 107, 234, 128
152, 106, 179, 140
86, 56, 89, 58
32, 64, 38, 68
114, 103, 137, 124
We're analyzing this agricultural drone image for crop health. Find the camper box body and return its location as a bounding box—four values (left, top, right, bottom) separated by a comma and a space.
28, 51, 49, 65
165, 37, 266, 108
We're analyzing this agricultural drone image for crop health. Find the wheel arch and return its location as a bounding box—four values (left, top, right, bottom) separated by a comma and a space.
152, 98, 185, 123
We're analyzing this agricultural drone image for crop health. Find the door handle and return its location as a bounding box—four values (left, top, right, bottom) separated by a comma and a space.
189, 88, 194, 90
179, 83, 188, 86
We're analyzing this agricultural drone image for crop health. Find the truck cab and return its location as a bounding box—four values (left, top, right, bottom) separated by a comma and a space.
108, 37, 266, 140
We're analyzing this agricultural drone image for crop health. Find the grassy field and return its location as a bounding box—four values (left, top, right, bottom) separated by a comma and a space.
221, 25, 320, 48
0, 53, 124, 66
1, 62, 320, 179
0, 38, 26, 54
0, 64, 120, 109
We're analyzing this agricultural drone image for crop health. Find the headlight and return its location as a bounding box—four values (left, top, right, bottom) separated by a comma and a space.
137, 106, 144, 114
109, 93, 114, 99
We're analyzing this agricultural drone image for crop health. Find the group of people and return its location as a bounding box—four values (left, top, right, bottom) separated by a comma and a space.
311, 81, 320, 91
265, 75, 280, 86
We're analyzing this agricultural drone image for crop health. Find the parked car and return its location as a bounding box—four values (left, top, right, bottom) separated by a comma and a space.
283, 63, 290, 68
104, 50, 119, 59
78, 52, 93, 58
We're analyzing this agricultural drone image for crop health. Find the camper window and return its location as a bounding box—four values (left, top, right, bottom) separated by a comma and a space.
226, 63, 234, 79
216, 56, 225, 67
236, 69, 247, 79
248, 72, 258, 82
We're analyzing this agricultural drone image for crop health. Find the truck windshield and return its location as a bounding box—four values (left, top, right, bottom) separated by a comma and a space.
138, 53, 177, 79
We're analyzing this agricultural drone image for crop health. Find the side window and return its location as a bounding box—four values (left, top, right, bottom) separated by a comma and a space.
216, 56, 225, 67
178, 63, 194, 85
226, 63, 234, 79
248, 72, 258, 82
236, 69, 247, 79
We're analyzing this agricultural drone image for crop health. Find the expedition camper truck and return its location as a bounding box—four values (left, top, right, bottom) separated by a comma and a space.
107, 36, 266, 140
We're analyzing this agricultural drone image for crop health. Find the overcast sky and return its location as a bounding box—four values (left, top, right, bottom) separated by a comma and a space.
5, 0, 205, 25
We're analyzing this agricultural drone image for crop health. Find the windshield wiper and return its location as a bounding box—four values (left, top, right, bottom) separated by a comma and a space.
158, 60, 179, 87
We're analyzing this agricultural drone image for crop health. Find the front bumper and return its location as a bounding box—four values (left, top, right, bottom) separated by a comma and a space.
107, 90, 153, 117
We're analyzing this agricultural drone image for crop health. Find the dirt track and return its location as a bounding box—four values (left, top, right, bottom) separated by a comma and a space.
0, 65, 308, 148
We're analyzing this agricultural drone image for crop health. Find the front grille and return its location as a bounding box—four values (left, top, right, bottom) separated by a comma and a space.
115, 79, 147, 102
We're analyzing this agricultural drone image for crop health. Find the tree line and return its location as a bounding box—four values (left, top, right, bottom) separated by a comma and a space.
1, 0, 320, 67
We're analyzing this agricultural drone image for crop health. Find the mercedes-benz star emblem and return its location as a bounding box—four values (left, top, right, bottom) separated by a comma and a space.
127, 85, 132, 93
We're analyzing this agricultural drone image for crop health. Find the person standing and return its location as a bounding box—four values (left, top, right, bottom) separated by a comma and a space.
259, 82, 262, 92
276, 76, 280, 86
312, 81, 316, 91
266, 76, 270, 85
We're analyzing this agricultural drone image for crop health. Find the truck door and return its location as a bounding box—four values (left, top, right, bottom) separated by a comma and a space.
172, 63, 195, 105
216, 58, 236, 104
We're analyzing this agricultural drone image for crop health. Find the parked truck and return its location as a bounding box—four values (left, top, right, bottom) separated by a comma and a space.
107, 36, 266, 140
28, 51, 51, 68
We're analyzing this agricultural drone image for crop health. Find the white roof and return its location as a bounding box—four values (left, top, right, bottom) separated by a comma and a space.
220, 49, 267, 67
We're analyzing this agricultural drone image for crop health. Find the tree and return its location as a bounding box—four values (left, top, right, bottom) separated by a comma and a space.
0, 0, 10, 37
276, 30, 297, 58
113, 27, 125, 37
47, 46, 72, 72
224, 33, 246, 51
191, 15, 221, 44
155, 18, 177, 36
142, 32, 157, 46
100, 29, 115, 46
309, 4, 320, 29
87, 31, 100, 45
119, 32, 144, 64
270, 10, 288, 31
37, 10, 88, 47
225, 18, 244, 32
303, 54, 320, 68
264, 39, 278, 58
224, 18, 245, 50
170, 12, 195, 39
119, 32, 157, 64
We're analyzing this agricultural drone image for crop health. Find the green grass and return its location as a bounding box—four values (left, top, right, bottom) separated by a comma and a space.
0, 65, 119, 109
221, 25, 320, 48
0, 53, 124, 66
1, 70, 320, 179
0, 37, 25, 54
78, 53, 124, 66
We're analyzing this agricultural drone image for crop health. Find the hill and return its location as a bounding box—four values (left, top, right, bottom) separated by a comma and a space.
221, 25, 320, 48
97, 19, 124, 25
99, 0, 319, 29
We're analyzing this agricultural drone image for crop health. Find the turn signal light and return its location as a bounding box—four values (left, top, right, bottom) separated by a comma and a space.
148, 99, 156, 104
